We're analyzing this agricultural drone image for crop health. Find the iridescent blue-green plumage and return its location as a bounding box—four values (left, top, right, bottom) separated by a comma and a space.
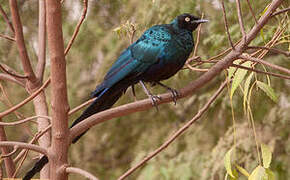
23, 13, 208, 180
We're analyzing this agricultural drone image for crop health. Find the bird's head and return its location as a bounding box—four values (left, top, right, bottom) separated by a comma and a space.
173, 13, 208, 32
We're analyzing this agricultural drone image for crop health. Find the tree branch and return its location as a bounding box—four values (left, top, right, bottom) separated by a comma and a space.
0, 33, 15, 41
9, 0, 37, 84
64, 0, 88, 56
247, 46, 290, 57
221, 0, 235, 50
240, 54, 290, 75
246, 0, 258, 24
236, 0, 247, 42
0, 115, 50, 126
69, 0, 284, 143
65, 167, 99, 180
36, 0, 47, 81
118, 79, 228, 180
0, 78, 50, 119
0, 119, 16, 177
0, 73, 25, 87
231, 64, 290, 80
272, 7, 290, 16
0, 5, 15, 34
0, 63, 28, 79
46, 0, 70, 179
0, 141, 47, 155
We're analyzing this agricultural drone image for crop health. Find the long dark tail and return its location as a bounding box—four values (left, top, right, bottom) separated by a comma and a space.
23, 155, 48, 180
23, 82, 130, 180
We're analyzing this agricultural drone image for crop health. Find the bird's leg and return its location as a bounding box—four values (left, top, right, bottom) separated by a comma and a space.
155, 82, 179, 105
139, 80, 161, 110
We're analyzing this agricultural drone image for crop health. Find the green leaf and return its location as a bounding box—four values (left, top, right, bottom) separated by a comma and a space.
256, 81, 278, 103
261, 144, 272, 168
249, 166, 266, 180
230, 61, 252, 98
224, 148, 235, 178
235, 164, 250, 177
243, 72, 254, 108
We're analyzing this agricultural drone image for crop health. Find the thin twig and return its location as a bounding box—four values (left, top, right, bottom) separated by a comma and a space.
64, 0, 88, 55
0, 78, 50, 118
0, 141, 47, 155
240, 54, 290, 75
236, 0, 247, 42
186, 64, 208, 72
118, 79, 228, 180
0, 34, 15, 41
246, 0, 258, 24
221, 0, 235, 49
0, 73, 25, 87
69, 98, 96, 116
193, 13, 204, 56
272, 7, 290, 17
1, 146, 18, 158
0, 115, 50, 126
0, 5, 15, 33
0, 63, 28, 79
247, 46, 289, 57
0, 83, 26, 119
231, 64, 290, 80
13, 125, 51, 163
66, 167, 99, 180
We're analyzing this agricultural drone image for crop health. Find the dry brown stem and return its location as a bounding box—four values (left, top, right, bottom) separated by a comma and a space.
221, 0, 235, 49
0, 78, 50, 119
0, 5, 15, 33
64, 0, 88, 56
0, 33, 15, 41
0, 141, 47, 155
66, 167, 99, 180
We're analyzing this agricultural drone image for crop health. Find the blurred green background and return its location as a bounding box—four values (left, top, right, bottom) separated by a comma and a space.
0, 0, 289, 179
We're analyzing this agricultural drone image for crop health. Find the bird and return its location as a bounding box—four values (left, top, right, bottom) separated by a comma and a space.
23, 13, 208, 180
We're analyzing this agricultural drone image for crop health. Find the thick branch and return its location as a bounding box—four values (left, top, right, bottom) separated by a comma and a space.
0, 141, 47, 155
69, 0, 284, 142
66, 167, 99, 180
9, 0, 37, 84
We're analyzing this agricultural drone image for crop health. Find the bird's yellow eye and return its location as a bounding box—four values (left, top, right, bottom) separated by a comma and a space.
185, 17, 191, 22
